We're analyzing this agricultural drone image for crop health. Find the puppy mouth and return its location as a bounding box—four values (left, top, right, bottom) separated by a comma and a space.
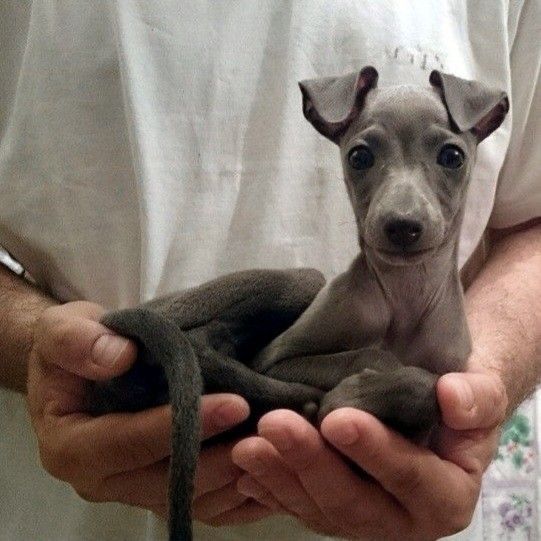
380, 247, 433, 258
366, 244, 436, 265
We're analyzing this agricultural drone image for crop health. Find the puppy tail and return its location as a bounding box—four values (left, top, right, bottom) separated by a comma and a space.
100, 308, 202, 541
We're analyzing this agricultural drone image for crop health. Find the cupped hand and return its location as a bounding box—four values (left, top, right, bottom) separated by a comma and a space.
232, 370, 507, 540
26, 301, 271, 524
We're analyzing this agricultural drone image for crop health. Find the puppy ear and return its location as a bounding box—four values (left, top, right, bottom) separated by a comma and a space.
299, 66, 378, 144
429, 70, 509, 143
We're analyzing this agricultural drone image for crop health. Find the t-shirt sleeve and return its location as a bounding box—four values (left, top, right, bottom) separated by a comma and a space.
489, 0, 541, 228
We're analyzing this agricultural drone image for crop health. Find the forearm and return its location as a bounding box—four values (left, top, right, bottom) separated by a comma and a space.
0, 264, 56, 392
464, 221, 541, 415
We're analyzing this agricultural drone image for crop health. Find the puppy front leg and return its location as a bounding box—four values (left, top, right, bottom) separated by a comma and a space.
264, 348, 402, 391
319, 365, 440, 440
253, 269, 390, 372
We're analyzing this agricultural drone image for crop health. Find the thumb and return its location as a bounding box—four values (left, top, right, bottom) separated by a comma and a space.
437, 372, 508, 430
35, 301, 138, 381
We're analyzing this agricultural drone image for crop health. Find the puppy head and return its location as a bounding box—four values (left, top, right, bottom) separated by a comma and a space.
299, 68, 508, 266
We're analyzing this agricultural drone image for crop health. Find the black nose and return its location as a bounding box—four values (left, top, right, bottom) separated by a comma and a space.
384, 219, 423, 248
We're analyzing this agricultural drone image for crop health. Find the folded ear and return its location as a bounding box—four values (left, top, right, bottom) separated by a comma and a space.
299, 66, 378, 143
429, 70, 509, 143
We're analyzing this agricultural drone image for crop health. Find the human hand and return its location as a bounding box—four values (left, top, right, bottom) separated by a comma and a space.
26, 301, 271, 523
232, 370, 507, 540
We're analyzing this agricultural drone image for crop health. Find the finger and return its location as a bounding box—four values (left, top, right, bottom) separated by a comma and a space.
236, 474, 339, 536
232, 436, 326, 526
200, 394, 250, 440
97, 458, 169, 508
193, 482, 249, 522
41, 405, 172, 478
35, 302, 137, 380
437, 372, 508, 431
236, 475, 284, 512
205, 499, 276, 527
194, 441, 242, 497
28, 358, 91, 418
38, 395, 245, 485
431, 424, 500, 477
320, 408, 477, 511
236, 475, 333, 531
256, 410, 406, 537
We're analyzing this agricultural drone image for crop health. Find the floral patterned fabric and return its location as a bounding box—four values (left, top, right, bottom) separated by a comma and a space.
479, 395, 539, 540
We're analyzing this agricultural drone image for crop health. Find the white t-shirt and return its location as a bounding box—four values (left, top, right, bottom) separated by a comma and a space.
0, 1, 539, 540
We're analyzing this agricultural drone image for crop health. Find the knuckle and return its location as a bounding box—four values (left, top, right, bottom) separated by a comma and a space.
39, 453, 74, 481
435, 498, 475, 536
39, 450, 79, 482
73, 484, 106, 503
37, 434, 82, 481
39, 450, 66, 479
443, 510, 473, 536
37, 439, 69, 479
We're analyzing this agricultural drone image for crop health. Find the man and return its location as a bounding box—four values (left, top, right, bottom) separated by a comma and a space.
1, 1, 540, 539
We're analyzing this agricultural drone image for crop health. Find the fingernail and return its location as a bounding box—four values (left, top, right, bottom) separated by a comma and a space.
455, 379, 475, 411
92, 335, 130, 367
213, 400, 250, 429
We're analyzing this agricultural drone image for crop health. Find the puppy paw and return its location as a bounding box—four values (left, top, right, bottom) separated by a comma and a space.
318, 366, 440, 439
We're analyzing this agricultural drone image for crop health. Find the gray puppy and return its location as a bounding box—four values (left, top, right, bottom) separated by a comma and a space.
91, 67, 508, 541
255, 66, 509, 421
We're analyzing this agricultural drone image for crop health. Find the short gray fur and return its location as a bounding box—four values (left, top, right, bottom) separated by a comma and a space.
89, 68, 509, 541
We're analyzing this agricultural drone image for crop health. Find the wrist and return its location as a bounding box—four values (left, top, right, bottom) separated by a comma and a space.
0, 266, 57, 392
463, 224, 541, 420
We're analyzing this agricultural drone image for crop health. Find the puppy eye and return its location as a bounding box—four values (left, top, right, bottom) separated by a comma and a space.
437, 144, 465, 169
348, 146, 375, 170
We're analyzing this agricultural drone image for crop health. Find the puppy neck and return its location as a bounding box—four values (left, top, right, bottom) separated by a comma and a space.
357, 234, 461, 315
